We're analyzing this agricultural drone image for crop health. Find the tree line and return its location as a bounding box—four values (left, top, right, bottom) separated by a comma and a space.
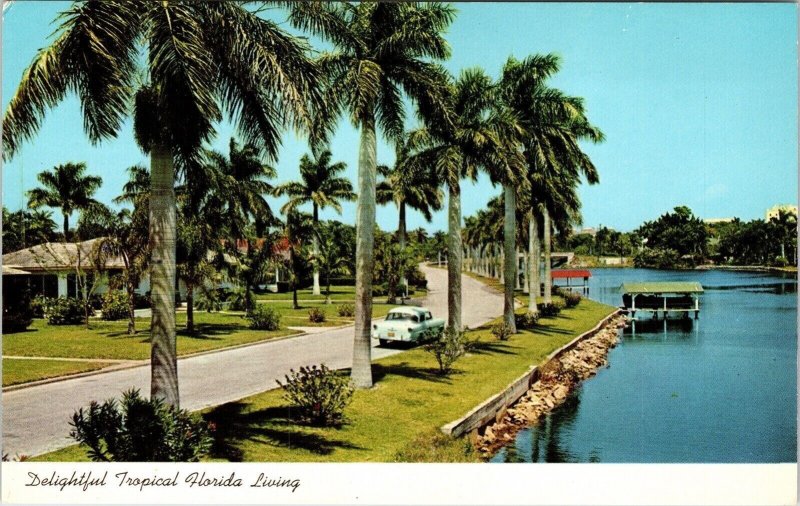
2, 2, 603, 404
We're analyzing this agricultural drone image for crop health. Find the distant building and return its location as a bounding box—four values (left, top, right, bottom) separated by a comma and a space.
573, 227, 597, 237
766, 204, 798, 221
703, 217, 735, 225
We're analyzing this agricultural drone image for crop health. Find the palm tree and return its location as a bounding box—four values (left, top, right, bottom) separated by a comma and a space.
501, 54, 602, 307
275, 149, 355, 297
408, 68, 512, 334
95, 208, 149, 335
4, 0, 320, 406
2, 207, 58, 252
312, 230, 352, 305
27, 162, 102, 241
377, 134, 444, 291
289, 2, 453, 388
282, 210, 314, 310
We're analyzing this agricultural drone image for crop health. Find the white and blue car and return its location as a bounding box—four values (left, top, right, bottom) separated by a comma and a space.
372, 306, 445, 346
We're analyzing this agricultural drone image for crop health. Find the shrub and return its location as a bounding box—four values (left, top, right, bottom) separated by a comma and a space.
337, 303, 355, 317
31, 295, 49, 318
773, 256, 789, 267
563, 291, 582, 308
195, 291, 222, 312
490, 322, 513, 341
2, 281, 34, 332
100, 290, 129, 321
371, 283, 388, 297
539, 299, 565, 317
423, 327, 467, 375
227, 286, 255, 312
308, 307, 326, 323
47, 297, 87, 325
70, 389, 212, 462
245, 304, 281, 330
277, 364, 354, 426
133, 292, 151, 309
407, 267, 427, 289
515, 311, 540, 329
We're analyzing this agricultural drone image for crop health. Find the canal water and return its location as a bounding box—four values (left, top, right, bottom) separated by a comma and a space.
492, 268, 797, 463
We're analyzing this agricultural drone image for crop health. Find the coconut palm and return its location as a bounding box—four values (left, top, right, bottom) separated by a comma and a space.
4, 0, 320, 406
27, 162, 102, 241
275, 149, 355, 297
2, 208, 58, 252
377, 134, 444, 290
288, 2, 453, 388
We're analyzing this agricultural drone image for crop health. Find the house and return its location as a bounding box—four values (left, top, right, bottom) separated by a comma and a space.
2, 239, 137, 298
2, 237, 293, 299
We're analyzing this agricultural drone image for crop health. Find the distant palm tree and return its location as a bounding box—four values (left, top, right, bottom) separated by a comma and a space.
4, 0, 321, 406
501, 54, 602, 307
2, 208, 58, 252
27, 162, 102, 241
287, 2, 453, 388
377, 134, 444, 289
312, 231, 352, 305
275, 149, 355, 297
282, 210, 314, 310
407, 68, 511, 334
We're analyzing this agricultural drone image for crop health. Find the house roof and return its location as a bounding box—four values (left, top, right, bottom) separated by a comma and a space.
2, 265, 30, 275
620, 282, 704, 294
552, 269, 592, 279
1, 239, 126, 272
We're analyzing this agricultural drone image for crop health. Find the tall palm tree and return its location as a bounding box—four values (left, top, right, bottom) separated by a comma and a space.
4, 0, 320, 406
407, 68, 512, 334
377, 134, 444, 290
27, 162, 102, 241
501, 54, 602, 307
289, 2, 453, 388
275, 149, 355, 297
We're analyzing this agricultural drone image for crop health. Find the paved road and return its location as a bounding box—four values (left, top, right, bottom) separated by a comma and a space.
2, 265, 503, 458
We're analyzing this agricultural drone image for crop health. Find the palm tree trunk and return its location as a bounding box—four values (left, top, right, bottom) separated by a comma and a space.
352, 114, 377, 389
63, 213, 70, 242
127, 279, 136, 335
312, 204, 321, 296
447, 182, 463, 333
149, 143, 179, 407
523, 249, 529, 294
326, 273, 332, 305
543, 206, 552, 305
186, 281, 194, 334
503, 185, 517, 332
528, 210, 539, 315
398, 200, 407, 292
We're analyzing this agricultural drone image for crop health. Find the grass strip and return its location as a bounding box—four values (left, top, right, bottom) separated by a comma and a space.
3, 358, 116, 387
34, 298, 615, 462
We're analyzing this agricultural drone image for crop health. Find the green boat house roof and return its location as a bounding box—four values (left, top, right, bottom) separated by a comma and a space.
620, 282, 704, 295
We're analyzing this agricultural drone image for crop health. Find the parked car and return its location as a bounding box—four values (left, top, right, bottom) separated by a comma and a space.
372, 306, 444, 346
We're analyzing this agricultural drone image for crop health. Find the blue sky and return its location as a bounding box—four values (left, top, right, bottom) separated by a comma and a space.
2, 2, 797, 232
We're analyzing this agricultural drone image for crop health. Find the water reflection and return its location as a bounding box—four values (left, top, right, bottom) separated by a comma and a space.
703, 282, 797, 295
624, 318, 699, 345
496, 391, 584, 463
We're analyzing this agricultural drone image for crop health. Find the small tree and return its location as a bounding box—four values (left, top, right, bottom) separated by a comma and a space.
423, 328, 467, 376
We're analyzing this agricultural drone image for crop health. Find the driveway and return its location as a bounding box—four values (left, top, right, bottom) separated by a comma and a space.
2, 265, 502, 458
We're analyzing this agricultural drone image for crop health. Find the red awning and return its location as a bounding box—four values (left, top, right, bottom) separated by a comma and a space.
551, 269, 592, 279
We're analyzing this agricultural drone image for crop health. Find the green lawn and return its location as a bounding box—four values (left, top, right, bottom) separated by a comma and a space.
255, 286, 357, 302
34, 298, 616, 462
268, 300, 396, 327
2, 358, 116, 386
3, 312, 299, 361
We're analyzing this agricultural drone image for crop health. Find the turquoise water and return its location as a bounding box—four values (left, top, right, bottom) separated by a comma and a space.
492, 268, 797, 463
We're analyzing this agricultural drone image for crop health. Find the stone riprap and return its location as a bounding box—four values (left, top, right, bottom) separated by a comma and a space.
476, 314, 628, 456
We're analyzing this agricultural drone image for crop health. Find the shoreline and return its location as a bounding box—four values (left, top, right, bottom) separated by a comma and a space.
475, 313, 628, 457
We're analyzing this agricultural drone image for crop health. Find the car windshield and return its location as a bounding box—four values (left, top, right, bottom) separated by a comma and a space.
387, 312, 417, 322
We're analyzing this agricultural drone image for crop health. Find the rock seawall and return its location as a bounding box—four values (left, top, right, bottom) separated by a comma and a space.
476, 314, 628, 456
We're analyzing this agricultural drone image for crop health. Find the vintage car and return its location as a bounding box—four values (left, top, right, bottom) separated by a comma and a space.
372, 306, 445, 346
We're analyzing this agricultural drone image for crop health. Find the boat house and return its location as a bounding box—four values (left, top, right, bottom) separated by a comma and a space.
620, 281, 703, 319
552, 269, 592, 294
